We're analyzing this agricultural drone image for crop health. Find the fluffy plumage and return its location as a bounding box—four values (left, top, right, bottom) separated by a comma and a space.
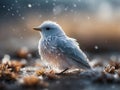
34, 21, 91, 72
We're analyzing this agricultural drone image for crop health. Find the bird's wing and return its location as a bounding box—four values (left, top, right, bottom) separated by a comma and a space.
57, 37, 91, 69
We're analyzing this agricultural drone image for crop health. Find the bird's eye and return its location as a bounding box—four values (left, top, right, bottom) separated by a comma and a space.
46, 27, 50, 30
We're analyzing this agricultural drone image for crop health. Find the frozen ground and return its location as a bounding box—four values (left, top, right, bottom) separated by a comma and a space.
0, 50, 120, 90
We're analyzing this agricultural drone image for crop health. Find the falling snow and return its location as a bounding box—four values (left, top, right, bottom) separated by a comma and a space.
12, 13, 14, 16
10, 7, 13, 10
53, 6, 63, 15
3, 5, 5, 8
28, 4, 32, 8
64, 7, 68, 11
70, 9, 74, 12
53, 3, 56, 6
53, 0, 57, 1
73, 4, 77, 7
21, 17, 25, 20
19, 14, 21, 16
87, 16, 90, 20
8, 8, 10, 11
0, 1, 120, 89
110, 55, 117, 60
39, 15, 42, 18
16, 10, 19, 13
45, 0, 49, 3
37, 3, 40, 6
94, 45, 99, 50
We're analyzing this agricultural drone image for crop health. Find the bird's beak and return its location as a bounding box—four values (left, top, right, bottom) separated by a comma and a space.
33, 27, 41, 31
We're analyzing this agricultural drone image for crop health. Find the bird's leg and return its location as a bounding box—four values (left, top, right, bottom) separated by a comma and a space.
56, 68, 69, 75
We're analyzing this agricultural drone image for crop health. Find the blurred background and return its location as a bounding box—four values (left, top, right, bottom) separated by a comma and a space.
0, 0, 120, 57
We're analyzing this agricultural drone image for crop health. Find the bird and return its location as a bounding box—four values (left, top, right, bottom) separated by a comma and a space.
33, 21, 91, 72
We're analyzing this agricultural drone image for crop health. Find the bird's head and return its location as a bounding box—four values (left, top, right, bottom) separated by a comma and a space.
33, 21, 65, 38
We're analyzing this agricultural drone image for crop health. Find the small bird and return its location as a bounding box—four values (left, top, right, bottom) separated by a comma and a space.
33, 21, 91, 72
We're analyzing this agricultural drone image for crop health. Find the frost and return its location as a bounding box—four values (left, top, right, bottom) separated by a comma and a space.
18, 78, 24, 84
28, 4, 32, 8
21, 59, 27, 65
20, 67, 40, 72
114, 73, 119, 79
2, 54, 11, 64
110, 55, 117, 61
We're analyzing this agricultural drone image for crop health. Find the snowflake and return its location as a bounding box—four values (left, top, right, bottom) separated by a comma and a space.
19, 14, 21, 16
64, 7, 68, 11
45, 0, 48, 3
15, 0, 18, 3
16, 10, 19, 13
21, 17, 25, 20
53, 6, 63, 15
94, 45, 98, 50
39, 15, 42, 18
73, 4, 77, 7
10, 7, 13, 10
12, 13, 14, 16
53, 3, 56, 6
3, 5, 5, 8
28, 4, 32, 8
87, 16, 90, 20
8, 8, 10, 11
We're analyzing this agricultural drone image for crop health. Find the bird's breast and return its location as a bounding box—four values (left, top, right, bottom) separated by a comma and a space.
40, 37, 59, 60
39, 38, 63, 67
39, 36, 74, 71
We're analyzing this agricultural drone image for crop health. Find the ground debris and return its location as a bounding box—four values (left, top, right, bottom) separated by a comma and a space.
22, 75, 49, 87
104, 65, 115, 74
0, 62, 19, 82
1, 54, 120, 90
104, 60, 120, 78
36, 68, 46, 76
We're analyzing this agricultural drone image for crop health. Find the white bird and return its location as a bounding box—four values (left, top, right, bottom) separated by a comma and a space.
33, 21, 91, 72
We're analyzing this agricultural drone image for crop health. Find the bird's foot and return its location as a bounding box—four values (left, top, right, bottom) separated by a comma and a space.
56, 68, 69, 75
